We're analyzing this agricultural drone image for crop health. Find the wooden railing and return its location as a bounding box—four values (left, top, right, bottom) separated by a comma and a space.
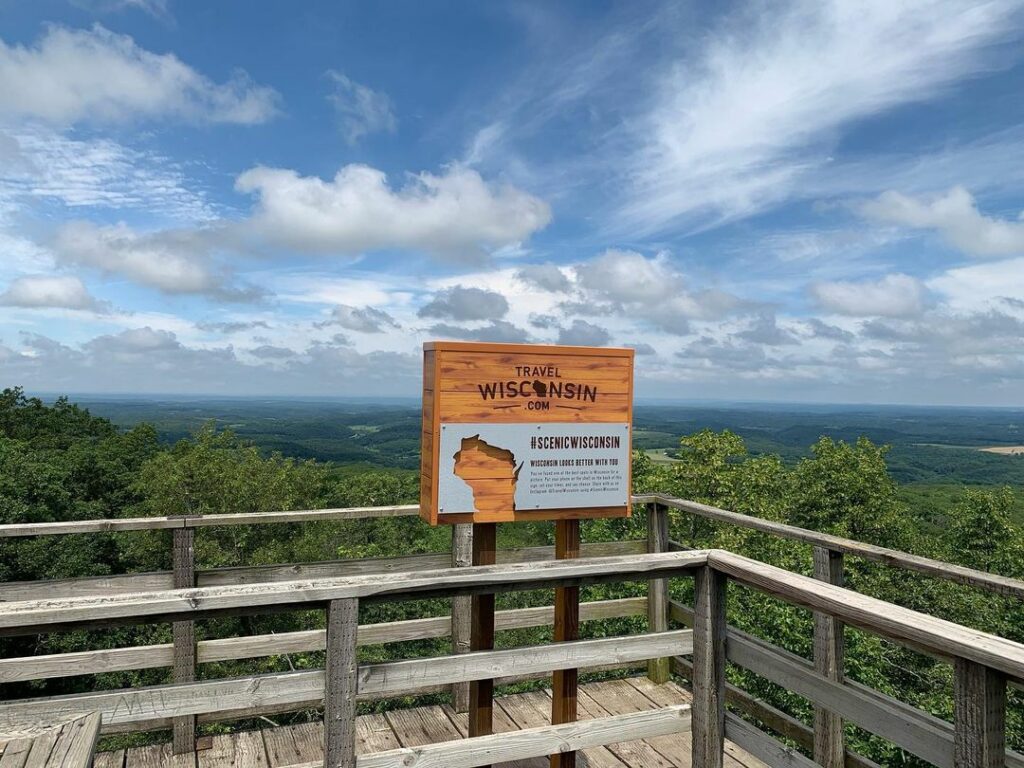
638, 492, 1024, 768
3, 496, 1024, 767
2, 548, 1024, 768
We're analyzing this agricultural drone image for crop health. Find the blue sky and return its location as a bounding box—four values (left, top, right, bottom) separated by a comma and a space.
2, 0, 1024, 404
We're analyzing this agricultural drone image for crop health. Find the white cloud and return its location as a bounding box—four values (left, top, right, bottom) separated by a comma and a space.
2, 126, 217, 220
326, 71, 396, 144
928, 257, 1024, 313
418, 285, 509, 321
861, 187, 1024, 257
0, 24, 278, 125
516, 263, 571, 292
52, 220, 260, 301
557, 319, 611, 346
0, 275, 104, 311
571, 249, 745, 334
810, 273, 926, 317
624, 1, 1024, 231
234, 164, 551, 259
319, 304, 399, 333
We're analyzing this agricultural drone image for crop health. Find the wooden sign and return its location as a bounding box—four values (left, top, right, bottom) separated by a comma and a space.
420, 341, 634, 525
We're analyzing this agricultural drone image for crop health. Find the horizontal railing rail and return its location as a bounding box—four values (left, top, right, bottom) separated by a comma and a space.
0, 505, 420, 538
3, 549, 1023, 768
638, 492, 1024, 600
5, 495, 1024, 767
0, 551, 707, 636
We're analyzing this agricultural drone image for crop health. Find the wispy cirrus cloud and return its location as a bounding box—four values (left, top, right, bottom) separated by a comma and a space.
325, 71, 396, 145
623, 0, 1024, 232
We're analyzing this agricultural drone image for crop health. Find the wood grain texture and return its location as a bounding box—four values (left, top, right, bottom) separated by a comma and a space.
0, 551, 710, 636
725, 715, 818, 768
646, 503, 671, 685
325, 598, 359, 768
668, 652, 882, 768
551, 519, 580, 768
0, 597, 644, 683
420, 341, 634, 525
172, 528, 197, 755
360, 705, 691, 768
692, 566, 726, 768
450, 524, 473, 713
708, 550, 1024, 684
469, 523, 496, 746
813, 546, 845, 768
954, 659, 1006, 768
640, 494, 1024, 601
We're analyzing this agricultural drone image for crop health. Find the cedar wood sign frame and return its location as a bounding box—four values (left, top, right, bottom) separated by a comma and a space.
419, 340, 635, 526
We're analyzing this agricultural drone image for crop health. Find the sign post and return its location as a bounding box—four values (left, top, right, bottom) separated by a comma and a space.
420, 341, 634, 768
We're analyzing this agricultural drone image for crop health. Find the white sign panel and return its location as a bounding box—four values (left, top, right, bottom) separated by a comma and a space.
437, 422, 630, 515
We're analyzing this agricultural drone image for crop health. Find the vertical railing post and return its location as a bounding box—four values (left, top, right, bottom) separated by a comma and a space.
954, 659, 1006, 768
451, 523, 473, 712
813, 546, 845, 768
692, 565, 726, 768
325, 598, 360, 768
171, 523, 196, 755
647, 501, 671, 684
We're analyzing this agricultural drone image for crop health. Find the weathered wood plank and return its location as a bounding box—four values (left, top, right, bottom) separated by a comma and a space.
813, 547, 844, 768
954, 659, 1006, 768
469, 522, 496, 747
0, 551, 708, 636
20, 727, 58, 768
451, 524, 473, 713
92, 749, 125, 768
196, 732, 268, 768
708, 550, 1024, 683
2, 541, 646, 602
358, 630, 693, 698
726, 619, 958, 767
0, 506, 420, 540
355, 715, 399, 756
50, 713, 101, 768
172, 527, 197, 755
0, 598, 645, 683
124, 742, 195, 768
325, 599, 359, 768
0, 738, 33, 768
358, 704, 691, 768
575, 688, 676, 768
551, 518, 580, 768
384, 706, 462, 748
640, 494, 1024, 601
725, 715, 818, 768
692, 565, 726, 768
262, 723, 322, 767
647, 502, 671, 684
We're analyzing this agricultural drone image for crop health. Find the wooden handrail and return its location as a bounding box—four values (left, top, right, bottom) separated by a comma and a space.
709, 550, 1024, 684
639, 492, 1024, 600
0, 551, 709, 636
0, 505, 420, 538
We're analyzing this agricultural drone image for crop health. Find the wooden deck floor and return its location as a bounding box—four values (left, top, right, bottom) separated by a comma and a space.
87, 678, 767, 768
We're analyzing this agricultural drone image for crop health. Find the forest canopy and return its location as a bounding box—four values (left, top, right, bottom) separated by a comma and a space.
1, 388, 1023, 762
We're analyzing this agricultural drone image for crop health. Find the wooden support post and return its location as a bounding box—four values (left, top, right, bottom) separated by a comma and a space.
171, 526, 196, 755
954, 658, 1006, 768
813, 546, 845, 768
647, 502, 671, 684
551, 518, 581, 768
692, 565, 726, 768
325, 598, 359, 768
451, 523, 473, 713
469, 522, 497, 753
